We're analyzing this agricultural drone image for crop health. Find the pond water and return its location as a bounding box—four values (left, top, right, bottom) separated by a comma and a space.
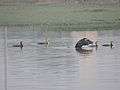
0, 26, 120, 90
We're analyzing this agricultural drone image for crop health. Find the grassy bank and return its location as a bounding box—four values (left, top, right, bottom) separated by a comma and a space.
0, 5, 120, 30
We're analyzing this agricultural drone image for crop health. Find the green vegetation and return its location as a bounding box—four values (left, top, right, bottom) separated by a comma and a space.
0, 5, 120, 30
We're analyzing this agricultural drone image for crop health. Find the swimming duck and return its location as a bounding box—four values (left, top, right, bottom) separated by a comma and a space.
102, 41, 113, 47
38, 42, 48, 45
13, 41, 23, 49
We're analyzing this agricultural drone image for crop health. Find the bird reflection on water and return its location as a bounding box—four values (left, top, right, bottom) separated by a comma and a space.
76, 47, 93, 54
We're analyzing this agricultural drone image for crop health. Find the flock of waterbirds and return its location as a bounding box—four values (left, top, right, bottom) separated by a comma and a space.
12, 38, 114, 52
75, 38, 114, 51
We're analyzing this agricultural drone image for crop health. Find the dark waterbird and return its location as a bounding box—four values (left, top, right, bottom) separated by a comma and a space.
75, 38, 93, 49
12, 41, 23, 49
75, 38, 94, 54
102, 41, 113, 48
38, 42, 48, 45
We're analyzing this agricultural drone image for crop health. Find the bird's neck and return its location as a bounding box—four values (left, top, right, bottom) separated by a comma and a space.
111, 43, 113, 46
20, 42, 23, 46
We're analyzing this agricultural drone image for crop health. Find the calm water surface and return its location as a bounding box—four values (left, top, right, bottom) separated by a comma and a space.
0, 26, 120, 90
